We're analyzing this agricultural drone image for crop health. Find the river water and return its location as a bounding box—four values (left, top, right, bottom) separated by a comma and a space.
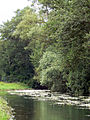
3, 93, 90, 120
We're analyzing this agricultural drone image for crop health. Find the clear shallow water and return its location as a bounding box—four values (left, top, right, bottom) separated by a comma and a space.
3, 94, 90, 120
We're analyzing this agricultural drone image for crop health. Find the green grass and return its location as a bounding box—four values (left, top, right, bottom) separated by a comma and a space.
0, 82, 30, 90
0, 97, 12, 120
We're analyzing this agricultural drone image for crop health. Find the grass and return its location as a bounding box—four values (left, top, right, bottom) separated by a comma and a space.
0, 97, 12, 120
0, 82, 30, 90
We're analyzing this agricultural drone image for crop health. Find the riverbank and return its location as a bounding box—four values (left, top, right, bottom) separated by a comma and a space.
8, 90, 90, 109
0, 82, 31, 120
0, 97, 13, 120
0, 82, 30, 90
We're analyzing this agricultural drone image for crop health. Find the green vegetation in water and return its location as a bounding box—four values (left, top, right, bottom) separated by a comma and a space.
0, 82, 30, 90
0, 97, 12, 120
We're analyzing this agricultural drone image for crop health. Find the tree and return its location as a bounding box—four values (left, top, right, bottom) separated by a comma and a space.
36, 0, 90, 95
37, 48, 67, 92
0, 7, 35, 83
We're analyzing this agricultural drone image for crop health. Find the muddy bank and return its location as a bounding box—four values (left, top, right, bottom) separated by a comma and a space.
8, 90, 90, 109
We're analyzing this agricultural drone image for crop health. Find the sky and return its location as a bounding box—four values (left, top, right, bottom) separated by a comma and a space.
0, 0, 31, 24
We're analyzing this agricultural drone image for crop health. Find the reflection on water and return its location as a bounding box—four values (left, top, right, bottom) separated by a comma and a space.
4, 94, 90, 120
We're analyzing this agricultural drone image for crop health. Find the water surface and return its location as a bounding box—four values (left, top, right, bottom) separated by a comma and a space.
3, 94, 90, 120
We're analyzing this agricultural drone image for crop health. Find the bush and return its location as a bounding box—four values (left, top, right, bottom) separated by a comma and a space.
38, 51, 67, 93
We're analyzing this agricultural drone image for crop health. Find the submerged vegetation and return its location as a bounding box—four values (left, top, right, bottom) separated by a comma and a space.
0, 0, 90, 96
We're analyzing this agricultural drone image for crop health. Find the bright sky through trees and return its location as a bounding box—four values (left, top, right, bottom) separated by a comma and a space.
0, 0, 30, 24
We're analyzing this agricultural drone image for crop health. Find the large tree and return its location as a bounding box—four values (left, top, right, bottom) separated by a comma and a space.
35, 0, 90, 95
0, 7, 37, 83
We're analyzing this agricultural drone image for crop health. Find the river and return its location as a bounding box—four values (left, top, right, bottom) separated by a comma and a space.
2, 91, 90, 120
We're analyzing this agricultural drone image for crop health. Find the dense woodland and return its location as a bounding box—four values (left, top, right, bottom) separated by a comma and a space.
0, 0, 90, 96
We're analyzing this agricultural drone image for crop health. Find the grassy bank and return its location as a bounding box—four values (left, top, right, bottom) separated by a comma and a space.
0, 82, 31, 120
0, 82, 30, 90
0, 97, 12, 120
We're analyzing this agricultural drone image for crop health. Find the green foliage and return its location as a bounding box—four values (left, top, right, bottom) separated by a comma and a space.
13, 8, 41, 40
12, 7, 44, 69
0, 0, 89, 95
0, 97, 12, 120
0, 7, 35, 83
38, 50, 67, 92
37, 0, 90, 95
0, 40, 34, 82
